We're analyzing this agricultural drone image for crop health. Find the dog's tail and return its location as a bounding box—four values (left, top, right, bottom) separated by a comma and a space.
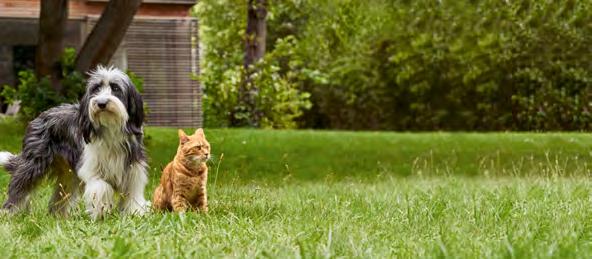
0, 151, 15, 168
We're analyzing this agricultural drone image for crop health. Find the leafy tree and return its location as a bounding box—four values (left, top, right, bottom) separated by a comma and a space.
196, 0, 311, 129
197, 0, 592, 131
232, 0, 269, 127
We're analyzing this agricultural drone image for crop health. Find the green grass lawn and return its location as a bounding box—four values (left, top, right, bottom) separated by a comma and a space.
0, 118, 592, 258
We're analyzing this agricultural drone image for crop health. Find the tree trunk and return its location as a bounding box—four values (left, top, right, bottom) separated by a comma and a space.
244, 0, 267, 69
233, 0, 267, 127
35, 0, 68, 93
75, 0, 142, 73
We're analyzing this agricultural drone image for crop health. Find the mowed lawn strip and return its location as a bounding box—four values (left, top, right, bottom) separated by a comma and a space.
145, 127, 592, 182
1, 118, 592, 183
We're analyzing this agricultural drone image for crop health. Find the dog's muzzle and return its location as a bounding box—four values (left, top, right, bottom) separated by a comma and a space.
95, 98, 110, 110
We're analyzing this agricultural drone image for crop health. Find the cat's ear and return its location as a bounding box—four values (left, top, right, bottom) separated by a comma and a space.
178, 129, 190, 144
195, 128, 205, 137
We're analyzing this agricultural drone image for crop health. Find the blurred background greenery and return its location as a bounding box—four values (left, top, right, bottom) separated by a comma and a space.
196, 0, 592, 131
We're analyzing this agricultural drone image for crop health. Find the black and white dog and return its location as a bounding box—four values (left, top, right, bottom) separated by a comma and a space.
0, 66, 149, 219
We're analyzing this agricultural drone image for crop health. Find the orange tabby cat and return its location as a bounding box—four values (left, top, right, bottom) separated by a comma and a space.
152, 129, 210, 213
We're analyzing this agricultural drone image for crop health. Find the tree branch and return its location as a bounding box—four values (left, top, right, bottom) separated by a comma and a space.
75, 0, 142, 74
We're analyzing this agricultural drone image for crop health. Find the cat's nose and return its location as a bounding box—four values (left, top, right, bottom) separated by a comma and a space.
204, 153, 209, 158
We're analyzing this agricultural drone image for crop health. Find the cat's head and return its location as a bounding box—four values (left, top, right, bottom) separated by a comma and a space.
178, 128, 211, 163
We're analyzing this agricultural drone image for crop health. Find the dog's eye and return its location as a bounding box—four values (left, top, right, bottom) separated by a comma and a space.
110, 83, 121, 93
91, 84, 101, 94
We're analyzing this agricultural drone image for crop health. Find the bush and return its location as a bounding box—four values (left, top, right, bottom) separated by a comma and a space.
249, 37, 312, 128
199, 36, 312, 129
197, 0, 592, 131
1, 48, 85, 121
296, 0, 592, 131
196, 1, 311, 129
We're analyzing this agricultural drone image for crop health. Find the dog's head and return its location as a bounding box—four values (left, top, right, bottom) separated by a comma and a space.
79, 65, 144, 143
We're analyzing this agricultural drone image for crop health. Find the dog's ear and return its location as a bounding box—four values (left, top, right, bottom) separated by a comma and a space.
125, 79, 144, 137
78, 91, 95, 143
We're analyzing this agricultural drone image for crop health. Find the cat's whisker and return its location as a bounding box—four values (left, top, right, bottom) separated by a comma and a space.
206, 155, 216, 165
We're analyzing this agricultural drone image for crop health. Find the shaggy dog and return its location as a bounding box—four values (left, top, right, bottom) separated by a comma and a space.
0, 66, 149, 219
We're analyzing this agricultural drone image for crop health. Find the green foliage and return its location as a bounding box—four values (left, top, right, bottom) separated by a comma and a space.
295, 0, 592, 130
247, 37, 312, 128
196, 0, 592, 131
127, 70, 144, 94
199, 36, 312, 129
196, 1, 311, 129
1, 48, 85, 121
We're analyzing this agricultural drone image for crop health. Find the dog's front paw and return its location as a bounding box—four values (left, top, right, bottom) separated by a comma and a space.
123, 199, 151, 216
87, 203, 114, 220
137, 200, 151, 215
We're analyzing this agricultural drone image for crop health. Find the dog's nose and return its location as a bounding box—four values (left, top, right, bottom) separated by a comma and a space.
96, 99, 109, 109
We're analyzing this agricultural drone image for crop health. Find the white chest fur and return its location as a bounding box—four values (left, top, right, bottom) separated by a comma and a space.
77, 129, 149, 219
78, 129, 129, 190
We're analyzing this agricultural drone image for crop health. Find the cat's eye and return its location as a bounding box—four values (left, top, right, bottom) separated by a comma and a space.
196, 145, 202, 150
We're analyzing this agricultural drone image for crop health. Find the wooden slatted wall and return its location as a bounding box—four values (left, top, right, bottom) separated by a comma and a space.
85, 18, 202, 128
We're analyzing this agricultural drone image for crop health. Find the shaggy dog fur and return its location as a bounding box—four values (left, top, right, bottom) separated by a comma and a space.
0, 66, 149, 219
